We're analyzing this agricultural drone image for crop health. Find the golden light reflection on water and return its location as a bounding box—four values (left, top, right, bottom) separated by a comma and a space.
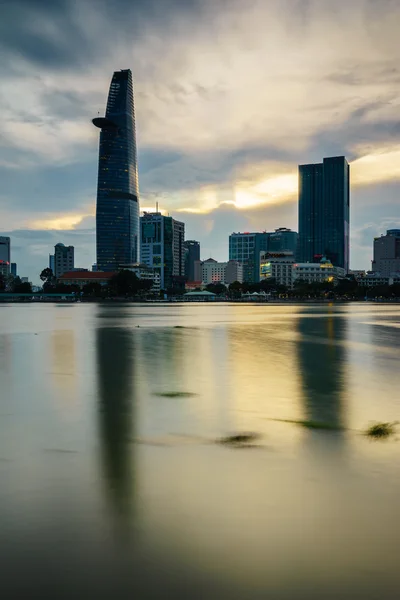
50, 329, 77, 402
1, 304, 400, 599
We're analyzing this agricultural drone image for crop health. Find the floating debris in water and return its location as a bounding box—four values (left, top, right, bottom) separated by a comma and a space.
365, 422, 397, 439
154, 391, 198, 398
218, 432, 261, 447
274, 419, 343, 431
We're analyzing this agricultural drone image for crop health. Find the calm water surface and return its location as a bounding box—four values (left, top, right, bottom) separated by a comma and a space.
1, 303, 400, 599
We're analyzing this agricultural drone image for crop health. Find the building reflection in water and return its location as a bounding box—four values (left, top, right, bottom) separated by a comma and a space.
296, 311, 347, 429
96, 324, 135, 525
51, 329, 76, 402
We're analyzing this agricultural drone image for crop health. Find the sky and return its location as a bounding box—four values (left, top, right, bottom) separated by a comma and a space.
1, 0, 400, 281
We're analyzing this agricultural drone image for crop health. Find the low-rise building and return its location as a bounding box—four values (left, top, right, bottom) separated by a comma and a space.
362, 272, 400, 287
0, 260, 10, 277
58, 271, 116, 288
260, 252, 295, 287
292, 257, 345, 286
118, 263, 161, 294
349, 270, 366, 282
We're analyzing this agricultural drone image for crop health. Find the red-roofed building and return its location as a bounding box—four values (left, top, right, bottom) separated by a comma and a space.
0, 260, 10, 277
58, 271, 116, 288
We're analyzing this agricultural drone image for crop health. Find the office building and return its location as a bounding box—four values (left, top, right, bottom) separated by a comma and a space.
293, 257, 345, 286
49, 254, 55, 273
0, 261, 10, 277
229, 232, 269, 283
225, 260, 243, 284
54, 243, 74, 278
0, 236, 10, 263
93, 69, 140, 271
260, 252, 295, 288
140, 212, 185, 290
184, 240, 200, 281
298, 156, 350, 271
268, 228, 298, 256
196, 259, 243, 285
372, 229, 400, 276
10, 263, 17, 277
201, 259, 226, 285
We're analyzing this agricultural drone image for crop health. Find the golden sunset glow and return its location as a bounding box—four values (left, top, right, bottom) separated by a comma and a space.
30, 213, 93, 230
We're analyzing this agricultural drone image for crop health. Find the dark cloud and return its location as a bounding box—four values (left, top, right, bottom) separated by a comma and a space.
0, 158, 97, 213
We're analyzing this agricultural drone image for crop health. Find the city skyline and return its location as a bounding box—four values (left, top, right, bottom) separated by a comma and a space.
1, 0, 400, 281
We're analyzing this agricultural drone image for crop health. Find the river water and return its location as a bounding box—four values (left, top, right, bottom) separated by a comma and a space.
0, 303, 399, 599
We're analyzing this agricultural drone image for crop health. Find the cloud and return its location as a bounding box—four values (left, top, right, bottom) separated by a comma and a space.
1, 0, 400, 278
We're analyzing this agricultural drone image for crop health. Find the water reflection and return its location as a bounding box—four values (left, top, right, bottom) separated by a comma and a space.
51, 329, 76, 401
96, 324, 135, 524
296, 311, 347, 429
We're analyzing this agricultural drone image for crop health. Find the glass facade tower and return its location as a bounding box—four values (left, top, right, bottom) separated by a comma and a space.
93, 69, 139, 271
298, 156, 349, 271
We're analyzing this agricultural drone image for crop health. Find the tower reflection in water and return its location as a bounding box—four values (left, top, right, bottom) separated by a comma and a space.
96, 324, 136, 524
296, 311, 348, 429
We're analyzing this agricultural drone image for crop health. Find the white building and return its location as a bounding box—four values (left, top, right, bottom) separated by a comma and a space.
260, 252, 295, 287
200, 259, 243, 285
201, 259, 226, 284
119, 263, 161, 294
362, 272, 400, 287
54, 243, 74, 278
293, 258, 345, 286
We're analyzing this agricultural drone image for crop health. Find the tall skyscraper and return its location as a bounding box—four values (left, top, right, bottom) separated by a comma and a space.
140, 212, 185, 290
10, 263, 17, 277
183, 240, 200, 281
229, 232, 269, 283
298, 156, 350, 271
54, 243, 74, 278
0, 236, 10, 263
93, 69, 139, 271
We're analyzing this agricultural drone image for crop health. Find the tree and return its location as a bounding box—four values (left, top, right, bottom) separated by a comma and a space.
40, 268, 56, 290
13, 281, 32, 294
228, 281, 242, 299
82, 282, 102, 297
0, 273, 5, 292
108, 270, 143, 296
206, 282, 227, 295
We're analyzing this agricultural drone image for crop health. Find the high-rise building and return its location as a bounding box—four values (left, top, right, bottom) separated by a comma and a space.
372, 229, 400, 276
0, 236, 10, 263
229, 232, 269, 283
140, 212, 185, 290
49, 254, 55, 274
268, 228, 298, 256
54, 243, 74, 278
183, 240, 200, 281
93, 69, 140, 271
298, 156, 350, 271
10, 263, 17, 277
